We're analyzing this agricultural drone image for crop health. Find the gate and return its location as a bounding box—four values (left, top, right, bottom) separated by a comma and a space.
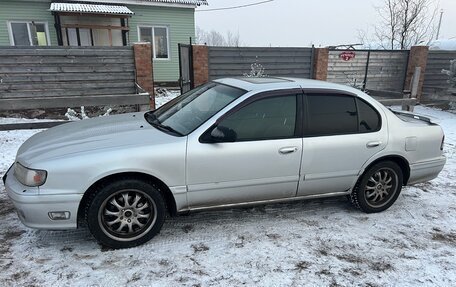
207, 46, 314, 80
327, 49, 409, 93
178, 44, 194, 94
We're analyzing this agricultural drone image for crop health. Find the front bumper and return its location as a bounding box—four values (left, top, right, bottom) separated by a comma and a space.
4, 165, 82, 229
408, 156, 446, 185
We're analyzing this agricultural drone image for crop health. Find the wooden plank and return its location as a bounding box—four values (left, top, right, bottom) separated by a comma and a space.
0, 56, 134, 65
0, 72, 135, 83
421, 59, 454, 64
0, 65, 135, 73
1, 87, 137, 98
209, 47, 313, 53
0, 94, 150, 111
0, 46, 133, 50
209, 63, 312, 70
209, 51, 313, 58
0, 49, 133, 57
368, 90, 403, 98
210, 69, 311, 76
0, 121, 69, 131
209, 57, 313, 65
0, 81, 134, 91
377, 98, 417, 106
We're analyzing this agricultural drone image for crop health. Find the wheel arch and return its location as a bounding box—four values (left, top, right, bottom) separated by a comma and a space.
360, 155, 411, 186
77, 172, 178, 225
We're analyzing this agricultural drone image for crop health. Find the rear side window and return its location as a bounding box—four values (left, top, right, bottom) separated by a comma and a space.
306, 94, 358, 136
357, 98, 381, 132
305, 94, 381, 136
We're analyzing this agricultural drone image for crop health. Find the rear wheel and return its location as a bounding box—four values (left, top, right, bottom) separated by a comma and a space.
85, 179, 165, 249
350, 161, 403, 213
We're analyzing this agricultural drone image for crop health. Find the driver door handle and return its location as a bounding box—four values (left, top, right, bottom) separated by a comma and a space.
279, 147, 298, 154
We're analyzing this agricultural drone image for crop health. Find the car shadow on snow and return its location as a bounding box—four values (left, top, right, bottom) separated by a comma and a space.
19, 195, 358, 251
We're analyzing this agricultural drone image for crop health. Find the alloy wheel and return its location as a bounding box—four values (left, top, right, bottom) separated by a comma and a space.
364, 167, 398, 208
98, 189, 157, 241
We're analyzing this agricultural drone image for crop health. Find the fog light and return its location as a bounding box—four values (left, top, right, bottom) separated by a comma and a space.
48, 211, 70, 220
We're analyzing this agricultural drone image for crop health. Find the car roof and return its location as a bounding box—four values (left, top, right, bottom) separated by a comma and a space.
213, 77, 362, 95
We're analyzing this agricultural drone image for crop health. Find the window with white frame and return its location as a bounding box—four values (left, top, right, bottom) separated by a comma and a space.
8, 21, 50, 46
138, 26, 170, 59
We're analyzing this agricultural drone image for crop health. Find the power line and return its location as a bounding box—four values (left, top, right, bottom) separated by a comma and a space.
196, 0, 274, 12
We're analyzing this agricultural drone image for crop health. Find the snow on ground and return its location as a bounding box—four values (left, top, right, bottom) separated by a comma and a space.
0, 106, 455, 286
155, 89, 180, 108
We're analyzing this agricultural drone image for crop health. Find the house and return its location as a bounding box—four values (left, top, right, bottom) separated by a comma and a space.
0, 0, 208, 83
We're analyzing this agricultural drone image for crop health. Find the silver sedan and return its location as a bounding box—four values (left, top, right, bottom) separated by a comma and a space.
4, 77, 446, 248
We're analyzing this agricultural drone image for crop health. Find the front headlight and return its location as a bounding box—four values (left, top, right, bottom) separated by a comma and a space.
14, 162, 47, 187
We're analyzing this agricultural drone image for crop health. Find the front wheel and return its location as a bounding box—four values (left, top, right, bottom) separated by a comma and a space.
350, 161, 403, 213
85, 179, 166, 249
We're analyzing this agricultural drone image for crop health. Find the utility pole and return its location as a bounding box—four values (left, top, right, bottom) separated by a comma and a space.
436, 9, 444, 40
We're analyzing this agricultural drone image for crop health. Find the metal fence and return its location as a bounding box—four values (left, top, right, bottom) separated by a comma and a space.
208, 47, 314, 80
327, 50, 409, 93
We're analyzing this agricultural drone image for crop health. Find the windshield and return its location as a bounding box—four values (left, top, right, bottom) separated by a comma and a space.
145, 82, 246, 136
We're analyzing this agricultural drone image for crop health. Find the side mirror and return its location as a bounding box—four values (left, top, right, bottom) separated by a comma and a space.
200, 126, 237, 143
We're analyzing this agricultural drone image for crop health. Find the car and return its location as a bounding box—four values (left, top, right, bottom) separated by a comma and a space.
3, 77, 446, 249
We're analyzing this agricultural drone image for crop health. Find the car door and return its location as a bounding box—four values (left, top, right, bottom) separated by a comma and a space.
297, 92, 388, 196
186, 90, 303, 208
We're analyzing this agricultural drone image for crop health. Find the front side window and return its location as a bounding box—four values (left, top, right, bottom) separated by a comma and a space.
9, 21, 49, 46
145, 83, 246, 135
218, 95, 297, 141
306, 94, 381, 136
139, 26, 169, 59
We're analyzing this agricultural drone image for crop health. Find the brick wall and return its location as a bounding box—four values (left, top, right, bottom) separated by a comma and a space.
192, 45, 209, 87
133, 43, 155, 109
404, 46, 429, 101
313, 48, 329, 81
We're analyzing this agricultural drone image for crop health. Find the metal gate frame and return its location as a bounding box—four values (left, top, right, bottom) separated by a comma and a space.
178, 43, 194, 94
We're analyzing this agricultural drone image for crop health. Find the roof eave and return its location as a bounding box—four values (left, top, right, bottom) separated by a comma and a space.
60, 0, 202, 9
49, 11, 135, 16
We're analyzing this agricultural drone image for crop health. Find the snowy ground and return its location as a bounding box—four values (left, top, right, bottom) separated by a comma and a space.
0, 105, 455, 286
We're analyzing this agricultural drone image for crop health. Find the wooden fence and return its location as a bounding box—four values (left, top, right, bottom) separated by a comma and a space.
423, 50, 456, 101
0, 46, 150, 111
208, 47, 314, 80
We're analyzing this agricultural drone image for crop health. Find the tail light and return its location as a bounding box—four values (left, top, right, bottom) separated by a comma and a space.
440, 135, 445, 151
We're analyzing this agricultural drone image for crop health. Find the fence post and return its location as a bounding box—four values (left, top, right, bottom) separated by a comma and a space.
362, 51, 371, 91
313, 48, 329, 81
192, 45, 209, 87
404, 46, 429, 102
133, 42, 155, 110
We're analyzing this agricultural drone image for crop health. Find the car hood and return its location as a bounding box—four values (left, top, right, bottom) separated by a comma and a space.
16, 112, 177, 165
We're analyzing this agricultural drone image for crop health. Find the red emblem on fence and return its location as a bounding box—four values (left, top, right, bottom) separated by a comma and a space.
339, 51, 356, 61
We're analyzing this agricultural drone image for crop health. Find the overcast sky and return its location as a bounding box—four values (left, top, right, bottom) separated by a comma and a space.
195, 0, 456, 47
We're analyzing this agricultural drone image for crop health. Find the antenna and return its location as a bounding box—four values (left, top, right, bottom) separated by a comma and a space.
436, 9, 444, 40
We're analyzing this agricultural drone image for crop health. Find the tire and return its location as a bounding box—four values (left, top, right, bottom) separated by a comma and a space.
350, 161, 403, 213
85, 178, 166, 249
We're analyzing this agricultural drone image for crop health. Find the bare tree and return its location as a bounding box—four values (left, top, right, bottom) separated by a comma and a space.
226, 31, 241, 47
196, 26, 242, 47
360, 0, 439, 49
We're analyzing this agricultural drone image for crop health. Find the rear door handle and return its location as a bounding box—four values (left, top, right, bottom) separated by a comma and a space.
366, 141, 382, 148
279, 147, 298, 154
